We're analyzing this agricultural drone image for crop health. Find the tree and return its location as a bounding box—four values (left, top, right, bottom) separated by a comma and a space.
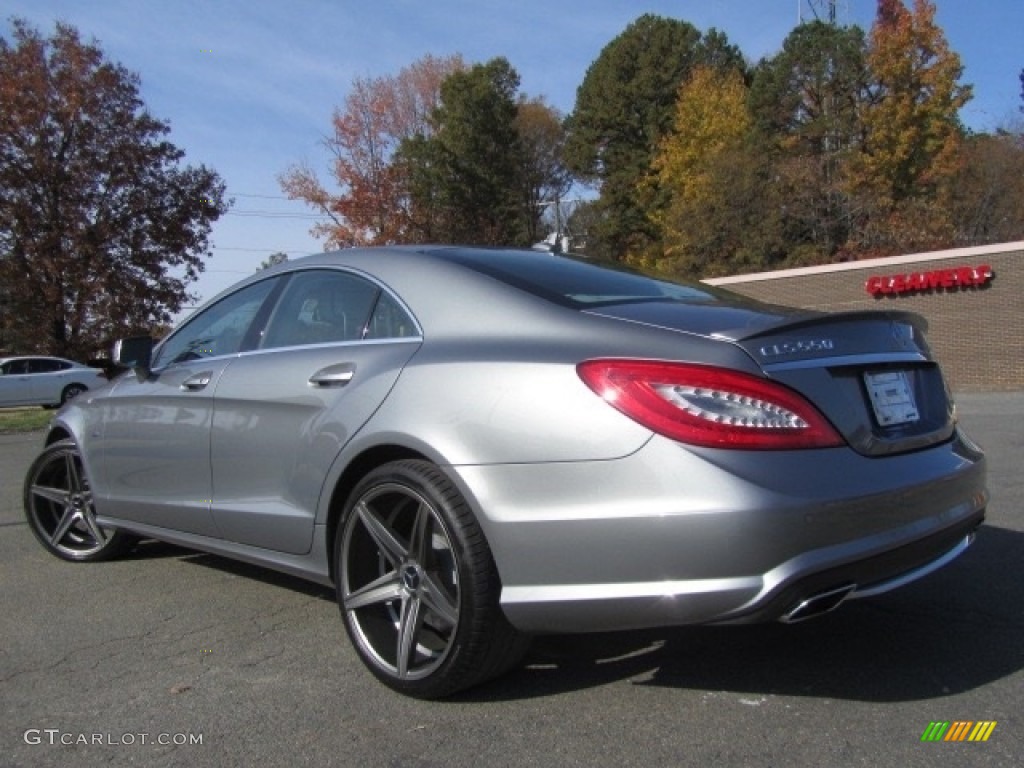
648, 67, 785, 277
257, 251, 288, 271
514, 97, 572, 244
279, 54, 464, 248
398, 58, 524, 245
0, 20, 227, 357
650, 67, 751, 234
847, 0, 971, 255
750, 21, 868, 259
564, 15, 745, 260
948, 131, 1024, 245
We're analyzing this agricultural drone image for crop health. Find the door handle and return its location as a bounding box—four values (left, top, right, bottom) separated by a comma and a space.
180, 372, 213, 391
309, 362, 356, 387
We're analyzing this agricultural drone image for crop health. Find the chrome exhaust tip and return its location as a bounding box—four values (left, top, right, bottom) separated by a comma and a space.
779, 583, 857, 624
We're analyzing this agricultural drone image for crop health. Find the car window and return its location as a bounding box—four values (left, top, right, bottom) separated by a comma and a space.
153, 278, 278, 368
432, 248, 723, 308
2, 360, 30, 375
28, 359, 68, 373
364, 291, 419, 340
261, 270, 382, 349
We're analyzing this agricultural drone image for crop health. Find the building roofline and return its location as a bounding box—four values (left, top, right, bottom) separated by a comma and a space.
702, 241, 1024, 286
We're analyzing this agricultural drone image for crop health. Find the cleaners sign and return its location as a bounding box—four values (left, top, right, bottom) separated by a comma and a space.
865, 265, 994, 296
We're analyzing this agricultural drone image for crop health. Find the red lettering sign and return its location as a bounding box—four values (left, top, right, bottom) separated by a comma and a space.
865, 264, 994, 296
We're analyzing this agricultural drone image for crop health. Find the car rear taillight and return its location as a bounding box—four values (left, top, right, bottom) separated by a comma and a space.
577, 360, 844, 450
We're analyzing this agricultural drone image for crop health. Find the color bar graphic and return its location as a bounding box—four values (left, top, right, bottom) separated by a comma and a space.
967, 722, 997, 742
921, 721, 997, 742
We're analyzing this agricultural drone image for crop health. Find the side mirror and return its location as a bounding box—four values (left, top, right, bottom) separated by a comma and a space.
112, 336, 154, 374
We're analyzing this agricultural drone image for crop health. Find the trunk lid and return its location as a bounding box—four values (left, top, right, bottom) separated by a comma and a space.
587, 301, 954, 457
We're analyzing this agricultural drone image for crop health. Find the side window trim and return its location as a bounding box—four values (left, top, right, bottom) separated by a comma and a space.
258, 267, 420, 350
311, 265, 423, 339
359, 286, 383, 340
339, 266, 423, 340
240, 335, 423, 358
363, 290, 421, 341
240, 273, 292, 352
151, 276, 281, 370
359, 289, 385, 341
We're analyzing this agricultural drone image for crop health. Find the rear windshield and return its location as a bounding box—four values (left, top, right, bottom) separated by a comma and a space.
430, 248, 721, 309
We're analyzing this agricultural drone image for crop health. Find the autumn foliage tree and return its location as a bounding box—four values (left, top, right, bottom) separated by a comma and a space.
948, 131, 1024, 246
648, 67, 786, 277
565, 15, 745, 260
280, 8, 1008, 276
848, 0, 971, 255
283, 55, 569, 249
279, 54, 463, 248
0, 20, 228, 357
636, 2, 985, 277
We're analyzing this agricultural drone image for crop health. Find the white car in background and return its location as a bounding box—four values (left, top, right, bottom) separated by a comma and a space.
0, 356, 105, 408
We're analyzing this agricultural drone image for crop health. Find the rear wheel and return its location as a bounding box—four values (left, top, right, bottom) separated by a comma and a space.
24, 439, 134, 561
336, 460, 528, 698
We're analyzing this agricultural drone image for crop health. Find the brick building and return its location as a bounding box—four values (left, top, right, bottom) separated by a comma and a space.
703, 241, 1024, 392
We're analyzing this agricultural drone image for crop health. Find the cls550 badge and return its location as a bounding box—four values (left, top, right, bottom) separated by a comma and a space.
759, 339, 835, 358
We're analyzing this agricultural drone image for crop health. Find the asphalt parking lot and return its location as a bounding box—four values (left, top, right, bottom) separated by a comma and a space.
2, 393, 1022, 768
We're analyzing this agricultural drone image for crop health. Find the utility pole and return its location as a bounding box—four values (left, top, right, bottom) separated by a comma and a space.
535, 198, 585, 253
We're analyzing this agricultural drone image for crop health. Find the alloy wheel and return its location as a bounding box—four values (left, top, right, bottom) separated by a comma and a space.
24, 440, 130, 561
341, 482, 461, 681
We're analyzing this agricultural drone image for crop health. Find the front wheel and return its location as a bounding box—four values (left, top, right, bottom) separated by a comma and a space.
336, 460, 528, 698
24, 439, 134, 562
60, 383, 88, 405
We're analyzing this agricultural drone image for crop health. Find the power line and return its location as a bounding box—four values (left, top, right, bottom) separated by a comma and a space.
228, 192, 295, 200
220, 188, 330, 222
224, 209, 328, 220
213, 246, 320, 254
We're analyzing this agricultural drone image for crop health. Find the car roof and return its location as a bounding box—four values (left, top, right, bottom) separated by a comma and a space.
0, 355, 80, 364
196, 247, 596, 342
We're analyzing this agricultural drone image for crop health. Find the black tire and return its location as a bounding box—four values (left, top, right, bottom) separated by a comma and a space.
60, 383, 88, 405
24, 439, 134, 562
336, 459, 529, 698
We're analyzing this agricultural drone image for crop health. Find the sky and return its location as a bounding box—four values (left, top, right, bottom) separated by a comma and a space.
10, 0, 1024, 313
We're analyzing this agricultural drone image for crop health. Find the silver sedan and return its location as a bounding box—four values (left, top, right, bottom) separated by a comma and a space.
23, 247, 987, 698
0, 356, 105, 408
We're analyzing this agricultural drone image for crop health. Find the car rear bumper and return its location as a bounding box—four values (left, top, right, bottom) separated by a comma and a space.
450, 427, 987, 633
750, 514, 981, 624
